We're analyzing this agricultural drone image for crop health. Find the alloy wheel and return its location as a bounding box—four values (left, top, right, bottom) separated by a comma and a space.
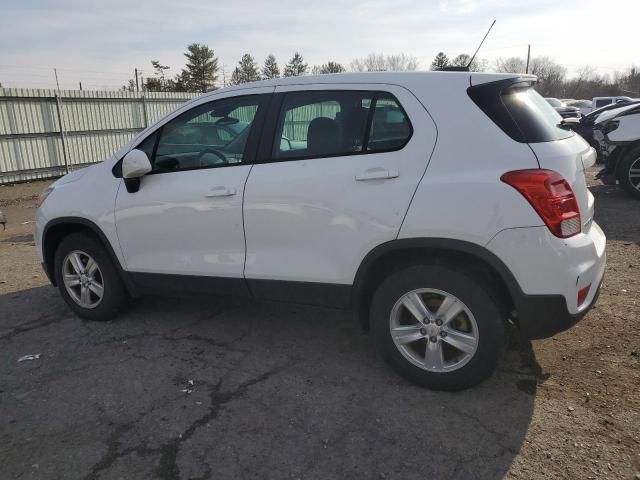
62, 250, 104, 309
628, 157, 640, 192
389, 288, 479, 372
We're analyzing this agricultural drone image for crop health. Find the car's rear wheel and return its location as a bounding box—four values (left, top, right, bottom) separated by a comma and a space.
54, 232, 129, 320
619, 147, 640, 199
370, 264, 506, 391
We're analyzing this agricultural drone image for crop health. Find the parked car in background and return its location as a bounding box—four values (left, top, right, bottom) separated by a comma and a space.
592, 96, 635, 109
563, 100, 640, 162
593, 102, 640, 198
567, 99, 593, 115
34, 71, 606, 391
545, 98, 581, 118
560, 98, 576, 104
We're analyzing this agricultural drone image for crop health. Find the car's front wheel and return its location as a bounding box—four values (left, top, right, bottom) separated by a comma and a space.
54, 232, 129, 320
370, 264, 506, 391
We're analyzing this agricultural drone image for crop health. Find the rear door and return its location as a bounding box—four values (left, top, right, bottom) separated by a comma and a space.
242, 84, 437, 301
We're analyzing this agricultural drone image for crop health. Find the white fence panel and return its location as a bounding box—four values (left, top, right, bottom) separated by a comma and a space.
0, 88, 197, 183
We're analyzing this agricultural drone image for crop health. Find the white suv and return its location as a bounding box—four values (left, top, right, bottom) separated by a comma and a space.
34, 72, 606, 390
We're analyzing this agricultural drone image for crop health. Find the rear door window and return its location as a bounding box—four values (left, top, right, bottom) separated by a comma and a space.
271, 90, 412, 160
368, 95, 412, 152
273, 91, 372, 159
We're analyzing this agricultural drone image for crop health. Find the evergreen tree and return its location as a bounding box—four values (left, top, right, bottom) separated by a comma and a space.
319, 61, 345, 74
171, 71, 190, 92
430, 52, 450, 71
145, 60, 171, 91
181, 43, 218, 92
262, 54, 280, 79
283, 52, 308, 77
230, 54, 261, 85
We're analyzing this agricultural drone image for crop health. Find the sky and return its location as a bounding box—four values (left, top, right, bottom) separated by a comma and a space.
1, 0, 639, 90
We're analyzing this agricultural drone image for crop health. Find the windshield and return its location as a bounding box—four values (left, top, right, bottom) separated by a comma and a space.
545, 98, 563, 107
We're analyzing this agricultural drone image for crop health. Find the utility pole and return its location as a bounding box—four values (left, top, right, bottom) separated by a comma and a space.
525, 44, 531, 74
135, 68, 139, 92
79, 81, 83, 91
54, 68, 61, 91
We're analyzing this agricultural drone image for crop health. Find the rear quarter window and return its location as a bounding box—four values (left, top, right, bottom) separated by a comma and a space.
468, 80, 573, 143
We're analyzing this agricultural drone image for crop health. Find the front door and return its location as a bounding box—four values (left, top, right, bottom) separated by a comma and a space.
114, 90, 271, 280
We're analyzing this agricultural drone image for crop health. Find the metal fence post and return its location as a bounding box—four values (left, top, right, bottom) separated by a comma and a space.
54, 94, 70, 174
141, 94, 148, 128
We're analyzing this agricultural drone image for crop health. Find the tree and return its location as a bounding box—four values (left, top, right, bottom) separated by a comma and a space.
430, 52, 450, 71
283, 53, 308, 77
494, 56, 526, 74
319, 61, 345, 74
145, 60, 171, 91
385, 53, 419, 71
350, 53, 386, 72
529, 56, 567, 97
171, 71, 190, 92
262, 54, 280, 79
615, 65, 640, 97
229, 54, 261, 85
494, 56, 568, 97
120, 79, 136, 92
181, 43, 218, 92
450, 53, 485, 72
350, 53, 418, 72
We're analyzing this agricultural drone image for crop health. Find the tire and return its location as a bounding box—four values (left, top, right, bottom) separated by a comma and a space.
54, 232, 129, 321
370, 264, 506, 391
618, 147, 640, 199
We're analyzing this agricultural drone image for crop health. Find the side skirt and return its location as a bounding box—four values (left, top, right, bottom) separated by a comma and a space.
126, 272, 352, 308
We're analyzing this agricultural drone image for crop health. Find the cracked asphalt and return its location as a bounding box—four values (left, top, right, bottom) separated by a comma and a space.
1, 291, 538, 480
1, 171, 639, 480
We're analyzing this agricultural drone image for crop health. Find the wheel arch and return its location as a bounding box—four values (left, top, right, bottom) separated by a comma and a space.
42, 217, 131, 292
352, 238, 522, 330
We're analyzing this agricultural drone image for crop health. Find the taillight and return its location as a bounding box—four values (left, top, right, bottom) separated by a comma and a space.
501, 169, 581, 238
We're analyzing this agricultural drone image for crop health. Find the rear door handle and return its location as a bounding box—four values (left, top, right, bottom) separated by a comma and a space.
355, 168, 399, 181
205, 186, 237, 198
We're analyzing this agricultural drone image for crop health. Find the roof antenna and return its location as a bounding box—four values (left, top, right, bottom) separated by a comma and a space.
443, 19, 496, 72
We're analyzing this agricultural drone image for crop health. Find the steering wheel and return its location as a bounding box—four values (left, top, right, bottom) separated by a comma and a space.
197, 149, 227, 167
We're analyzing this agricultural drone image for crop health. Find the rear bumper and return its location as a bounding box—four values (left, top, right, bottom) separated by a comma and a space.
515, 275, 602, 339
487, 222, 606, 340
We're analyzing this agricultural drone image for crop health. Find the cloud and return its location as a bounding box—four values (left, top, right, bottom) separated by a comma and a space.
0, 0, 638, 89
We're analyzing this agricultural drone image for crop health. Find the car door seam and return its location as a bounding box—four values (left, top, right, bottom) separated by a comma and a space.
112, 179, 130, 271
395, 87, 440, 240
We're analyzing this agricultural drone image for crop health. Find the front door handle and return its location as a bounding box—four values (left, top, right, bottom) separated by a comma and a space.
205, 186, 237, 198
355, 168, 399, 181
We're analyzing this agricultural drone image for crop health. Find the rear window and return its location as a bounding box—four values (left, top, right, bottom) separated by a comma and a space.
468, 80, 573, 143
595, 99, 612, 108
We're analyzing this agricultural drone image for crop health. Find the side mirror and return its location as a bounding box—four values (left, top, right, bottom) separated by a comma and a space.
121, 149, 152, 193
122, 149, 152, 179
